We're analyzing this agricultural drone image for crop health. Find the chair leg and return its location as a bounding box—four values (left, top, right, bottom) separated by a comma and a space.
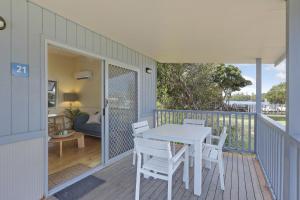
135, 170, 141, 200
167, 176, 172, 200
183, 150, 189, 189
190, 156, 194, 167
218, 157, 225, 190
172, 143, 176, 155
133, 150, 136, 165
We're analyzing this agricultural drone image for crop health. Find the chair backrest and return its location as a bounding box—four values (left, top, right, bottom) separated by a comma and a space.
132, 121, 149, 135
183, 118, 206, 127
134, 138, 172, 159
217, 127, 227, 150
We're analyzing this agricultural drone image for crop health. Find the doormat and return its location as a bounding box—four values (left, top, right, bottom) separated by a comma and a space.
54, 176, 105, 200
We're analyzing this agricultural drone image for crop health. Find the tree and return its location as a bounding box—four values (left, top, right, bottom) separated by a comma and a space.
213, 64, 252, 105
230, 93, 252, 101
157, 63, 223, 110
265, 82, 286, 104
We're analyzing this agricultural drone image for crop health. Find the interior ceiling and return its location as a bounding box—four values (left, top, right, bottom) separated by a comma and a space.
34, 0, 286, 64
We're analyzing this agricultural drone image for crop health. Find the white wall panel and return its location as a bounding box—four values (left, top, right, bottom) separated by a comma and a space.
0, 138, 44, 200
0, 0, 11, 136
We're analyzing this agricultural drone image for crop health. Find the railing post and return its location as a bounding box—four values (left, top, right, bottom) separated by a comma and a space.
153, 109, 156, 128
255, 58, 262, 154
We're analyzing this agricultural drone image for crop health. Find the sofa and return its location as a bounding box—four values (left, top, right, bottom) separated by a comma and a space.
74, 113, 101, 138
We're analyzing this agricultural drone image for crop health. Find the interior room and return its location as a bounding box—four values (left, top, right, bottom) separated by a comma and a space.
47, 44, 102, 190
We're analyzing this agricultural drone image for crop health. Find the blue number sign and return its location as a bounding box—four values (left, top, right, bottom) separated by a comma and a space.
11, 63, 29, 77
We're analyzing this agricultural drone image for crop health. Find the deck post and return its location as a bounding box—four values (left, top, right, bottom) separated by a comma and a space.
284, 0, 300, 199
255, 58, 262, 153
256, 58, 262, 115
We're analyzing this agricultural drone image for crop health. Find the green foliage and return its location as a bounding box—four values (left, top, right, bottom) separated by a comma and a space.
213, 64, 252, 104
157, 63, 223, 110
157, 63, 252, 110
230, 93, 254, 101
230, 93, 266, 102
265, 82, 286, 104
64, 108, 84, 128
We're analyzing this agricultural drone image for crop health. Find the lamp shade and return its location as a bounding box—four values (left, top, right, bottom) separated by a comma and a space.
63, 93, 79, 102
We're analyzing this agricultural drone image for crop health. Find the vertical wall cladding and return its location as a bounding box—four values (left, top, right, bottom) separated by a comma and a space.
11, 0, 29, 134
0, 0, 11, 136
28, 3, 43, 131
0, 0, 157, 139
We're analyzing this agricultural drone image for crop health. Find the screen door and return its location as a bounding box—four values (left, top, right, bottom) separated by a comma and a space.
105, 64, 138, 160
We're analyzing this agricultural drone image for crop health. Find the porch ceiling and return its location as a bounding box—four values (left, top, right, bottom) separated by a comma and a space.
31, 0, 285, 64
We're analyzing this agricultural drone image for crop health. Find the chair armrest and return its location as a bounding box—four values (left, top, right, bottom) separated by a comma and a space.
172, 145, 188, 163
203, 143, 221, 150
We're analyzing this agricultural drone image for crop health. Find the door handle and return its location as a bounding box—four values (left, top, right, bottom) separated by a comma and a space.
104, 98, 109, 108
103, 98, 108, 116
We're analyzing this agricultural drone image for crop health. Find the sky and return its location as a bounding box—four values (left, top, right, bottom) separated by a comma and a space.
231, 59, 286, 95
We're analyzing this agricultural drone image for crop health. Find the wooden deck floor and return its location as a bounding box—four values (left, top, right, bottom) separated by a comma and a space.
50, 152, 272, 200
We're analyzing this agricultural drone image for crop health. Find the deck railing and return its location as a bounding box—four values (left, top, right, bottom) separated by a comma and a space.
256, 114, 285, 199
153, 109, 256, 153
153, 110, 300, 199
256, 114, 300, 200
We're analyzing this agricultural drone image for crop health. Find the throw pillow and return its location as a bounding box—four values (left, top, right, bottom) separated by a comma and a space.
86, 113, 100, 124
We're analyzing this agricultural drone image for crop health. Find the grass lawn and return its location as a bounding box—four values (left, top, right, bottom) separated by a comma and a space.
267, 114, 286, 126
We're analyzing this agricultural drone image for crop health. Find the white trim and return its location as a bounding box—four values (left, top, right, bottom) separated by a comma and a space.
43, 38, 106, 197
274, 53, 286, 67
104, 61, 109, 163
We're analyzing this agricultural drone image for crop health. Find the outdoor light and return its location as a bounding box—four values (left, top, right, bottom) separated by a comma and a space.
146, 67, 152, 74
0, 16, 6, 30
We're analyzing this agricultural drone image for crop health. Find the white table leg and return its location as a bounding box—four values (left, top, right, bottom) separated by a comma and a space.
194, 141, 202, 196
205, 135, 212, 169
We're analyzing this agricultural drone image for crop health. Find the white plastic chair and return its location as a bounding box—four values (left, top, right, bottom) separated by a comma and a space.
202, 127, 227, 190
183, 118, 206, 167
131, 121, 150, 165
134, 138, 189, 200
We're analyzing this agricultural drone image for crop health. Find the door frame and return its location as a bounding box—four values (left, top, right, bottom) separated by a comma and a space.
103, 59, 140, 163
44, 39, 107, 196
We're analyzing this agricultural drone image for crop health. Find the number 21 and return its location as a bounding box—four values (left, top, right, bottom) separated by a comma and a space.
16, 65, 27, 74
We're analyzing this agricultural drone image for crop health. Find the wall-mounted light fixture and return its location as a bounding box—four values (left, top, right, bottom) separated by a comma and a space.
0, 16, 6, 30
145, 67, 152, 74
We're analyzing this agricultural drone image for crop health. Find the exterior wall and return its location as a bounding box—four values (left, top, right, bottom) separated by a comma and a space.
0, 138, 44, 200
0, 0, 157, 199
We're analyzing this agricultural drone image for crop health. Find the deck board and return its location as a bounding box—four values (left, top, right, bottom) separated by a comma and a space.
49, 152, 272, 200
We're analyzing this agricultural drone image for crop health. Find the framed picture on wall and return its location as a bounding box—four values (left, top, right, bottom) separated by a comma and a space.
48, 80, 57, 108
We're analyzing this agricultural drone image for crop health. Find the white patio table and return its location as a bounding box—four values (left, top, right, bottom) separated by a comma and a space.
142, 124, 212, 196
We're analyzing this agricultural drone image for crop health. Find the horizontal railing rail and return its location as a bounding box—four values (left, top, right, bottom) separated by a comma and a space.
256, 114, 285, 199
153, 109, 256, 153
